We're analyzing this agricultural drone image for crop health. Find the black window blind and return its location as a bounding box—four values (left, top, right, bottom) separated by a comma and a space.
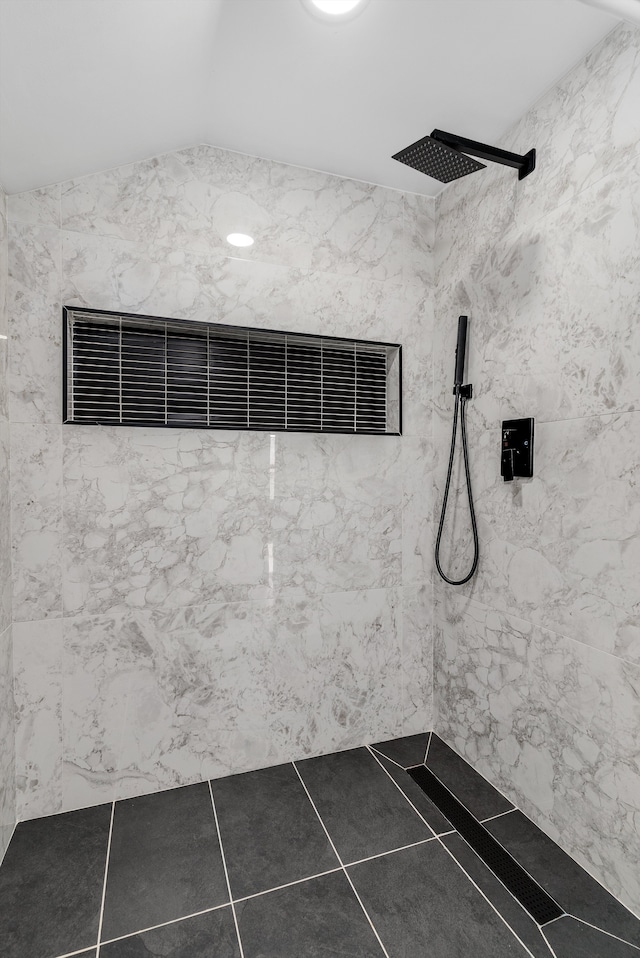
64, 307, 402, 435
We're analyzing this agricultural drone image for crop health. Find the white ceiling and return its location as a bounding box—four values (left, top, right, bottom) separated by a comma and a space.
0, 0, 619, 196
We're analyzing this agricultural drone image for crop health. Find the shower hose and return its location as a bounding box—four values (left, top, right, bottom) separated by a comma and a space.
434, 386, 479, 585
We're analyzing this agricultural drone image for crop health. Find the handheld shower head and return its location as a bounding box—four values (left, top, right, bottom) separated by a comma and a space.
454, 315, 468, 387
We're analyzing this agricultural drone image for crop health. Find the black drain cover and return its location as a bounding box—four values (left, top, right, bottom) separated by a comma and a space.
409, 765, 563, 925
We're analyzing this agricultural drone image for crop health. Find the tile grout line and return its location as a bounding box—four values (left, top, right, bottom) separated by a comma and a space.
368, 746, 407, 771
569, 916, 640, 952
345, 836, 436, 869
366, 746, 436, 837
480, 808, 516, 824
98, 903, 230, 948
423, 729, 433, 765
208, 781, 246, 958
539, 924, 561, 958
94, 800, 115, 957
292, 761, 392, 958
436, 835, 538, 958
232, 867, 344, 905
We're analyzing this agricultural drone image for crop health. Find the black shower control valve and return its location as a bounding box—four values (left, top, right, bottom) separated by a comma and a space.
501, 418, 534, 482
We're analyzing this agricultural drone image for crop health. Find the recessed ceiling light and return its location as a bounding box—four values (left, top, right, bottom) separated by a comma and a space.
302, 0, 369, 21
226, 233, 254, 247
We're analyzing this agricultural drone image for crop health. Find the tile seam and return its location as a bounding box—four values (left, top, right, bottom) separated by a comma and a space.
292, 760, 392, 958
208, 781, 246, 958
94, 800, 115, 957
366, 745, 436, 836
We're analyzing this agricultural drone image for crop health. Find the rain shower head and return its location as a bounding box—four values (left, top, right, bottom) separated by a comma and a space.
393, 129, 536, 184
392, 136, 486, 183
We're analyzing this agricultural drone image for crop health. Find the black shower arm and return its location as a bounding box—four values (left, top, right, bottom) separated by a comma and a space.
431, 130, 536, 180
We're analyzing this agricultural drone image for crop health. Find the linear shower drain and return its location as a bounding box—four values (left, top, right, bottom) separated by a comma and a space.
408, 765, 563, 925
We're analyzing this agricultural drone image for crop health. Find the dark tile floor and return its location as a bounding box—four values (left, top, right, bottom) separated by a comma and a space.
1, 732, 639, 958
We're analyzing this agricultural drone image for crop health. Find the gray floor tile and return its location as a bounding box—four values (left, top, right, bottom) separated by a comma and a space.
442, 832, 555, 958
296, 747, 432, 863
236, 871, 385, 957
348, 840, 531, 957
486, 811, 640, 947
212, 762, 339, 899
99, 907, 240, 957
101, 783, 228, 942
372, 751, 453, 835
370, 732, 430, 768
543, 916, 640, 957
0, 803, 111, 958
427, 734, 514, 820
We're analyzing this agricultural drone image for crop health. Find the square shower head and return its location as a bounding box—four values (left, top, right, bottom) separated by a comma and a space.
392, 134, 486, 183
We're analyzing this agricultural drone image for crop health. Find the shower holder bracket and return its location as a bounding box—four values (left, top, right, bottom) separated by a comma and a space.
453, 384, 473, 399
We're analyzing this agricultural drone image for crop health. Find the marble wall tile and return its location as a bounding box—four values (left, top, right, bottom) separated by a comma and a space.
7, 185, 61, 229
0, 423, 11, 635
402, 436, 435, 586
8, 223, 61, 423
11, 141, 435, 822
13, 620, 63, 819
269, 432, 402, 597
61, 146, 409, 283
401, 583, 433, 735
0, 185, 8, 423
435, 154, 640, 425
0, 625, 15, 862
435, 593, 640, 916
10, 423, 63, 621
59, 587, 401, 804
61, 229, 414, 344
433, 409, 640, 665
63, 426, 273, 616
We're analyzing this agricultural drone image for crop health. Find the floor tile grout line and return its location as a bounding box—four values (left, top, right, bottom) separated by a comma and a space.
51, 948, 102, 958
436, 835, 538, 958
539, 924, 561, 958
94, 800, 115, 957
208, 781, 246, 958
569, 915, 640, 951
429, 731, 519, 809
345, 836, 436, 869
98, 903, 230, 948
480, 808, 517, 824
292, 761, 392, 958
232, 867, 344, 905
366, 746, 436, 837
421, 762, 565, 917
423, 729, 433, 765
368, 746, 407, 771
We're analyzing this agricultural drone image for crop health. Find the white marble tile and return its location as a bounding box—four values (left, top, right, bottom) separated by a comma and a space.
59, 588, 402, 803
0, 625, 15, 862
7, 185, 61, 229
8, 223, 61, 423
0, 423, 11, 634
63, 425, 273, 616
61, 146, 406, 282
401, 584, 433, 736
62, 611, 137, 810
402, 436, 435, 587
61, 228, 410, 343
435, 592, 640, 916
0, 186, 8, 424
13, 620, 63, 819
10, 424, 63, 621
400, 192, 435, 287
433, 410, 640, 665
268, 432, 402, 597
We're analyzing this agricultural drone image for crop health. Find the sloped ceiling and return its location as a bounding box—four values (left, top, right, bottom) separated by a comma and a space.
0, 0, 617, 195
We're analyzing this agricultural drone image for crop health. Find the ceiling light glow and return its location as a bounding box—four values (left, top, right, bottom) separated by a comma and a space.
311, 0, 363, 13
226, 233, 254, 247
